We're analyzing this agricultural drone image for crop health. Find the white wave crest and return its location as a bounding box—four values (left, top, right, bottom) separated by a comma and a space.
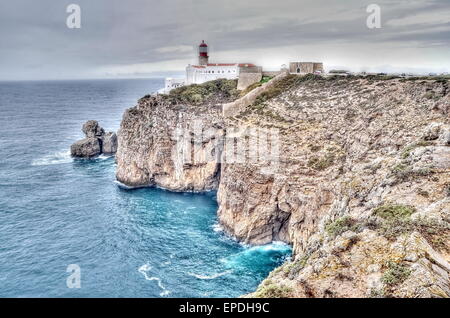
187, 270, 232, 280
138, 264, 170, 296
31, 151, 73, 166
212, 223, 224, 233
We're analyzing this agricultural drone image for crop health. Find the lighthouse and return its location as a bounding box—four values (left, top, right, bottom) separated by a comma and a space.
198, 40, 209, 66
162, 40, 263, 93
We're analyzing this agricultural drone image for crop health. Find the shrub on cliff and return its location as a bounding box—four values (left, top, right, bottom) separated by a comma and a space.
307, 152, 335, 171
325, 216, 359, 238
372, 203, 449, 251
373, 204, 416, 220
253, 281, 294, 298
164, 79, 239, 105
390, 163, 435, 184
381, 261, 411, 287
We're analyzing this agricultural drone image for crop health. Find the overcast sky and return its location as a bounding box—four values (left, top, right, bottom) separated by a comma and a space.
0, 0, 449, 80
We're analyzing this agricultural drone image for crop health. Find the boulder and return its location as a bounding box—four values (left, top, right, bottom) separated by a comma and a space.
70, 138, 101, 158
82, 120, 104, 138
70, 120, 117, 158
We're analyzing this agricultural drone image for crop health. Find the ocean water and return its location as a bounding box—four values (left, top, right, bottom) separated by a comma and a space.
0, 79, 291, 297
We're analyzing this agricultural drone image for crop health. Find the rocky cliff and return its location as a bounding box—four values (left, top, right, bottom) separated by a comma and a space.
116, 76, 450, 297
116, 80, 236, 190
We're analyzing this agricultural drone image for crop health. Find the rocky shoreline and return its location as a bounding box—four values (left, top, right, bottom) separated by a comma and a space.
115, 76, 450, 297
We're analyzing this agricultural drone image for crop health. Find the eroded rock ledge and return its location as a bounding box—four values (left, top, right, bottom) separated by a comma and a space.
116, 76, 450, 297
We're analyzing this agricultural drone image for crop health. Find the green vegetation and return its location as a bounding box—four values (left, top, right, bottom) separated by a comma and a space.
372, 203, 449, 250
400, 75, 450, 82
252, 74, 321, 107
369, 288, 386, 298
329, 70, 349, 74
239, 76, 274, 97
253, 281, 294, 298
261, 76, 274, 83
401, 141, 433, 159
365, 75, 400, 81
164, 79, 239, 105
283, 255, 309, 279
381, 261, 411, 287
373, 204, 416, 220
240, 81, 262, 97
391, 163, 434, 183
308, 144, 321, 152
307, 152, 335, 171
325, 216, 358, 238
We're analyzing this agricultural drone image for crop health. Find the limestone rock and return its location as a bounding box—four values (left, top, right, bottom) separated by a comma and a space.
116, 76, 450, 297
82, 120, 104, 138
71, 120, 117, 158
115, 95, 224, 190
103, 132, 118, 154
70, 138, 101, 158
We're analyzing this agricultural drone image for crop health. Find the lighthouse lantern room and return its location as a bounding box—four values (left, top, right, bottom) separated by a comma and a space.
198, 40, 209, 65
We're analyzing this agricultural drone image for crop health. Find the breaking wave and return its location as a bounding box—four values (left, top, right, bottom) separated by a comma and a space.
31, 150, 73, 166
138, 264, 170, 296
187, 270, 232, 280
222, 241, 292, 270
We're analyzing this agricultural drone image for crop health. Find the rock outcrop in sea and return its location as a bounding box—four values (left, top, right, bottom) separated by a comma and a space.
71, 120, 117, 158
116, 76, 450, 297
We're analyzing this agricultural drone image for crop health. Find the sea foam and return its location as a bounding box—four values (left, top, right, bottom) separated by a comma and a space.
31, 150, 73, 166
187, 270, 232, 280
138, 264, 170, 296
222, 241, 292, 270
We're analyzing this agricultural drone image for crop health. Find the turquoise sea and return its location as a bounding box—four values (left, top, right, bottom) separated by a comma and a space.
0, 79, 291, 297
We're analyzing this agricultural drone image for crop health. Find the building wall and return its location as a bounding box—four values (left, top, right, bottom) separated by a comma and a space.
223, 71, 288, 117
237, 73, 262, 90
186, 65, 239, 84
289, 62, 324, 74
163, 78, 185, 93
237, 65, 262, 90
262, 71, 282, 77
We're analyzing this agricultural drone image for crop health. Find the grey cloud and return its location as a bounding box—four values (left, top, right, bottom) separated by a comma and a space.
0, 0, 449, 80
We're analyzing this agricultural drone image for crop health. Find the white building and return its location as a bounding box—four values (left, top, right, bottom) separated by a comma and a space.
162, 41, 257, 93
186, 63, 254, 84
162, 77, 185, 93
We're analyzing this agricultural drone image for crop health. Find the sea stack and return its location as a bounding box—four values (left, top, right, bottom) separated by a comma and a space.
71, 120, 117, 158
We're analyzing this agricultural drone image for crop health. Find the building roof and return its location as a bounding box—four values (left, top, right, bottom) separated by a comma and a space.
208, 63, 256, 67
190, 63, 256, 68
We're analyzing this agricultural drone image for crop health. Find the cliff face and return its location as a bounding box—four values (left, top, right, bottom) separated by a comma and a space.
116, 95, 224, 191
116, 76, 450, 297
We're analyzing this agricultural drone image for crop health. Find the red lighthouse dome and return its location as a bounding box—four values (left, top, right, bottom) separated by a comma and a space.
198, 40, 209, 65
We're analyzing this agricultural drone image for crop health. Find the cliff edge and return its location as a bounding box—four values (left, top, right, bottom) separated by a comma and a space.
116, 75, 450, 297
